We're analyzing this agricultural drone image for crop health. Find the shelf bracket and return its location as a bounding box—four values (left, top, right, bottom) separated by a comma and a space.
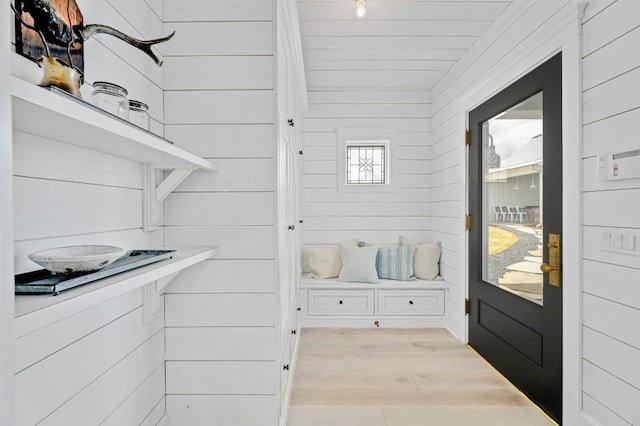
142, 272, 181, 324
143, 164, 197, 232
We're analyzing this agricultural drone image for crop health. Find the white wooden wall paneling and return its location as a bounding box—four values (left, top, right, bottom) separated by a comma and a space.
582, 0, 617, 22
164, 226, 275, 259
583, 294, 640, 350
14, 306, 163, 425
302, 230, 429, 245
303, 202, 429, 217
306, 70, 445, 91
14, 229, 162, 275
583, 66, 640, 125
164, 91, 274, 125
583, 260, 640, 308
300, 20, 492, 38
100, 0, 163, 39
302, 188, 429, 203
164, 56, 274, 90
430, 1, 556, 107
165, 327, 276, 361
583, 327, 640, 390
308, 90, 432, 104
583, 190, 640, 227
166, 395, 278, 425
583, 108, 640, 158
172, 159, 275, 191
165, 124, 275, 158
163, 0, 274, 22
165, 361, 275, 394
303, 118, 429, 133
165, 192, 275, 225
302, 174, 428, 189
301, 160, 335, 174
583, 25, 640, 91
140, 397, 166, 426
305, 60, 454, 72
13, 132, 142, 189
296, 1, 510, 22
39, 330, 165, 426
306, 104, 431, 119
301, 36, 474, 52
100, 366, 165, 426
581, 0, 640, 56
431, 200, 463, 218
0, 1, 13, 422
165, 294, 275, 327
583, 361, 640, 425
164, 259, 275, 293
13, 177, 141, 241
159, 22, 273, 56
303, 217, 428, 232
582, 394, 630, 426
14, 290, 141, 372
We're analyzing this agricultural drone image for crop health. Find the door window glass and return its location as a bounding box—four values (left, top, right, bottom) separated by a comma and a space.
481, 92, 543, 305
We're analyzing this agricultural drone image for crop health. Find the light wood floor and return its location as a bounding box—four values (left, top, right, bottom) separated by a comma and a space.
287, 328, 555, 426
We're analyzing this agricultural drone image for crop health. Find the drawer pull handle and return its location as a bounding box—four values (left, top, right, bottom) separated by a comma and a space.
291, 330, 296, 335
339, 300, 343, 305
409, 300, 414, 305
283, 364, 290, 371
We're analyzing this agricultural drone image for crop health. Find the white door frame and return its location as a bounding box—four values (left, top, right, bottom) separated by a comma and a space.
459, 4, 586, 424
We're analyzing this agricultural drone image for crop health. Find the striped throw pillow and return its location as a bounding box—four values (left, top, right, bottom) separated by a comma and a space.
338, 243, 379, 283
376, 245, 416, 281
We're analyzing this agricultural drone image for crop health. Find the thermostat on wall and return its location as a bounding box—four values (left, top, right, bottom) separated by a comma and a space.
598, 148, 640, 181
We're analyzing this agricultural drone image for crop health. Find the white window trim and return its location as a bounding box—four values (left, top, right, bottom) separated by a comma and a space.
337, 128, 398, 193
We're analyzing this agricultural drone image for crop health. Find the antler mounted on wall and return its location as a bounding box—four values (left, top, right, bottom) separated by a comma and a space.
14, 0, 175, 74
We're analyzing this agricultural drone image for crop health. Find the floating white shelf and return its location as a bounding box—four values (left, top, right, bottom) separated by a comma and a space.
10, 76, 218, 230
10, 76, 217, 171
15, 246, 218, 338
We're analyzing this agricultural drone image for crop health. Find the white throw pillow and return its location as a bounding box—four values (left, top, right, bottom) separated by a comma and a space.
338, 243, 379, 283
399, 236, 441, 280
306, 246, 342, 279
305, 239, 359, 279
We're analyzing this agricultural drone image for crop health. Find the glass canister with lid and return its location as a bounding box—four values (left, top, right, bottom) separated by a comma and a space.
128, 100, 150, 130
91, 81, 129, 120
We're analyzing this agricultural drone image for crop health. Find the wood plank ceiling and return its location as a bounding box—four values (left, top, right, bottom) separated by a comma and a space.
296, 0, 512, 100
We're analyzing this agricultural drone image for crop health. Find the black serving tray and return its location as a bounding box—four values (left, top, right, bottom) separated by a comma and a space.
15, 249, 176, 295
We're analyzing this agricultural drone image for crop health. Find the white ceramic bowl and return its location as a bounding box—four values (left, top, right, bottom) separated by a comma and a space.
28, 245, 127, 274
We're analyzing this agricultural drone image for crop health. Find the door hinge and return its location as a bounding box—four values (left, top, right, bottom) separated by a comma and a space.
465, 130, 471, 146
465, 214, 472, 230
465, 298, 471, 315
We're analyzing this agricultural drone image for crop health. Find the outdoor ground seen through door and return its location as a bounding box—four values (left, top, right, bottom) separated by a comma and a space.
482, 92, 544, 305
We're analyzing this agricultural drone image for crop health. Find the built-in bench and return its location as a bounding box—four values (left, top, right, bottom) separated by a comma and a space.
299, 245, 450, 328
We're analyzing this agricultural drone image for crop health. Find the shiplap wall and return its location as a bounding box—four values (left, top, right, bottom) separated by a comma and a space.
430, 0, 580, 343
301, 94, 431, 246
581, 1, 640, 424
161, 0, 280, 424
11, 0, 166, 424
1, 1, 14, 424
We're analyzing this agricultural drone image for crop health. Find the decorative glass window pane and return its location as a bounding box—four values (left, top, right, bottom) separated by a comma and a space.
346, 145, 386, 184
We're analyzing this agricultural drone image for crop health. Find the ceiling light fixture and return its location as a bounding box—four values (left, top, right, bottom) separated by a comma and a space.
355, 0, 366, 18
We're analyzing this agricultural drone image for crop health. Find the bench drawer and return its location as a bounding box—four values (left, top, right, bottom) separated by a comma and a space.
308, 290, 375, 316
378, 290, 445, 316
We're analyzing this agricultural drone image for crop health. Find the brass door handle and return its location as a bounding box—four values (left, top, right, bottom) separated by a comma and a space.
542, 233, 561, 287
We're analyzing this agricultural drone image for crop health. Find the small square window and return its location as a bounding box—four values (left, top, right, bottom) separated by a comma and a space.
346, 144, 386, 184
337, 129, 398, 193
